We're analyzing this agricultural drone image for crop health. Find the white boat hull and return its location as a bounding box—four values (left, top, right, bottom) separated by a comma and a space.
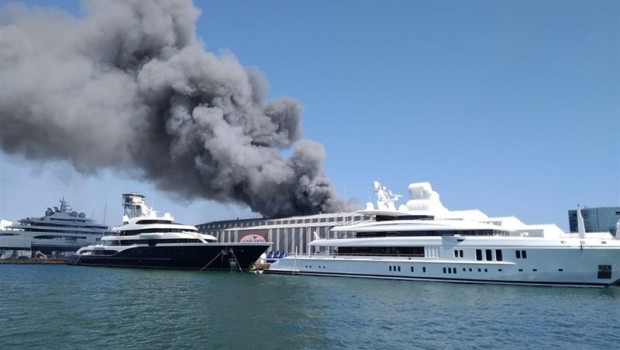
266, 242, 620, 287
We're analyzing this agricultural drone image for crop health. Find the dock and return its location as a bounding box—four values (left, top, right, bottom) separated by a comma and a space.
0, 258, 68, 264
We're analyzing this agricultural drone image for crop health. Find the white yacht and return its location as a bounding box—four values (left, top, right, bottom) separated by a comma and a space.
68, 193, 271, 270
266, 181, 620, 287
0, 199, 110, 256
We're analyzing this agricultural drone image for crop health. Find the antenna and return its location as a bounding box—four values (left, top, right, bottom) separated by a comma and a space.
103, 202, 107, 225
374, 181, 401, 210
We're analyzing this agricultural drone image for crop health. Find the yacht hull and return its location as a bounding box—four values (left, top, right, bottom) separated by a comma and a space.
265, 245, 620, 288
32, 242, 99, 255
67, 243, 270, 271
0, 236, 31, 250
0, 237, 105, 255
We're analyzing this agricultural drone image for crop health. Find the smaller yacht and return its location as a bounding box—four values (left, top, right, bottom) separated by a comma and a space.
68, 193, 271, 271
0, 199, 110, 256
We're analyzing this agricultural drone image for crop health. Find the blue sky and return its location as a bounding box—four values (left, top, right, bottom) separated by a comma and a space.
0, 0, 618, 230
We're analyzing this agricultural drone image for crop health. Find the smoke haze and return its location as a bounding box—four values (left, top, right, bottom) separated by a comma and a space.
0, 0, 346, 217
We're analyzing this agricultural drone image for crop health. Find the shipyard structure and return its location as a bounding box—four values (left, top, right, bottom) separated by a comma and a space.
197, 212, 370, 255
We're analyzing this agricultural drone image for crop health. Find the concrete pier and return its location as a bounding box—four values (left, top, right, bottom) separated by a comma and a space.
0, 258, 68, 264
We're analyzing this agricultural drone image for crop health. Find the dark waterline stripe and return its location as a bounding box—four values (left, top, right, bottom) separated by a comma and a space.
264, 270, 610, 288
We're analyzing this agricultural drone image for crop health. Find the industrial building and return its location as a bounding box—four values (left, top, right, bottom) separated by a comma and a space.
197, 212, 370, 254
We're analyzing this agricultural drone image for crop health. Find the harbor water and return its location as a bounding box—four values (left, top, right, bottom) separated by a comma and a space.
1, 265, 619, 349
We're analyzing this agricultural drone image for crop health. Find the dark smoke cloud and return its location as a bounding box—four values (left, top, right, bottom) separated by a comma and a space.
0, 0, 346, 217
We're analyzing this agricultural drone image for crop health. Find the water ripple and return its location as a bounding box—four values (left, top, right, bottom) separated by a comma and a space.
1, 265, 619, 349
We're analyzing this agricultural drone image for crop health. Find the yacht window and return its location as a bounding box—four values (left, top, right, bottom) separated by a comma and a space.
598, 265, 612, 279
475, 249, 482, 261
496, 250, 503, 261
354, 229, 507, 238
516, 250, 521, 259
522, 250, 527, 259
485, 249, 492, 261
337, 246, 424, 257
96, 249, 117, 256
135, 219, 177, 225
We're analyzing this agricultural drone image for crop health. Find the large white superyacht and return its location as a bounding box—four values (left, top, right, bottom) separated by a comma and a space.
0, 199, 110, 256
266, 181, 620, 287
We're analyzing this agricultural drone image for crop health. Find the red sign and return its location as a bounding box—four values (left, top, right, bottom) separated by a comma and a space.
239, 233, 267, 243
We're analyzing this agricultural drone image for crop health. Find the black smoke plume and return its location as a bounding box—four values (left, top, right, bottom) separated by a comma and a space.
0, 0, 346, 217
